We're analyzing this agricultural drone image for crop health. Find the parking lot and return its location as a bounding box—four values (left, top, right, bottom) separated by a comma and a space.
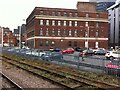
2, 47, 120, 77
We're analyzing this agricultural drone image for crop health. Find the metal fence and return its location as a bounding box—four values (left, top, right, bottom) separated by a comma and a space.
2, 47, 120, 77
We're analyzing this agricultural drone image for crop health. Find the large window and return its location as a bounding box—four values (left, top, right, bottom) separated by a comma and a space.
52, 20, 55, 26
58, 29, 61, 36
85, 22, 88, 27
46, 28, 49, 36
63, 29, 66, 36
75, 21, 77, 27
52, 11, 55, 16
52, 29, 55, 36
74, 29, 77, 36
96, 31, 98, 37
63, 21, 66, 26
40, 28, 43, 36
64, 12, 67, 16
69, 12, 72, 17
40, 20, 43, 25
46, 11, 49, 15
68, 41, 72, 47
75, 12, 78, 17
69, 21, 72, 26
40, 40, 43, 46
46, 41, 49, 46
40, 10, 44, 15
69, 29, 72, 36
58, 20, 61, 26
74, 41, 77, 47
58, 11, 61, 16
46, 20, 49, 25
96, 22, 99, 27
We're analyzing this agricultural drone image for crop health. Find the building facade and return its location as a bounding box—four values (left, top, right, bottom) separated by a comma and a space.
96, 0, 116, 12
26, 2, 108, 49
107, 0, 120, 48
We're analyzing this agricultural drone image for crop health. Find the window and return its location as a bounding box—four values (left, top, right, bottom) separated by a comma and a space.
74, 29, 77, 36
69, 12, 72, 17
46, 11, 49, 15
86, 14, 89, 17
75, 12, 78, 17
63, 21, 66, 26
46, 41, 49, 46
96, 22, 99, 27
40, 28, 43, 35
52, 29, 55, 36
90, 22, 94, 26
96, 14, 99, 18
57, 29, 60, 36
58, 11, 61, 16
96, 31, 98, 37
85, 22, 88, 27
40, 20, 43, 25
40, 10, 44, 15
69, 29, 72, 36
69, 21, 72, 26
46, 20, 49, 25
85, 31, 88, 37
40, 40, 43, 46
46, 28, 49, 36
52, 20, 55, 26
75, 21, 77, 26
63, 29, 66, 36
68, 41, 72, 47
58, 20, 61, 26
64, 12, 67, 16
52, 11, 55, 16
74, 41, 77, 47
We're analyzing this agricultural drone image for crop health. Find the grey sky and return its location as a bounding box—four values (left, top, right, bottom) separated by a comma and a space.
0, 0, 89, 31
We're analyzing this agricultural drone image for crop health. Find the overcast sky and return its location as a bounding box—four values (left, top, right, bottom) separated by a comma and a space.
0, 0, 90, 31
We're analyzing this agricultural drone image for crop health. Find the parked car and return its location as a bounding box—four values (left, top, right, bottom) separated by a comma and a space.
105, 51, 120, 60
54, 48, 61, 52
26, 49, 46, 56
74, 47, 85, 52
41, 52, 63, 61
61, 48, 74, 54
49, 47, 54, 51
105, 60, 120, 76
94, 49, 107, 55
81, 49, 94, 56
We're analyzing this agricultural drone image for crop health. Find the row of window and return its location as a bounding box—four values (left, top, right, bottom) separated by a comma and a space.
39, 28, 100, 37
40, 10, 100, 18
40, 19, 100, 27
39, 40, 78, 47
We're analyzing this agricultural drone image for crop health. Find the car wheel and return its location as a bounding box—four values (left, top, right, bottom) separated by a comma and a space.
110, 56, 114, 60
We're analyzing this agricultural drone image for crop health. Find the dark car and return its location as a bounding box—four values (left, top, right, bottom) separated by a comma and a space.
81, 49, 94, 56
54, 48, 61, 52
74, 47, 84, 52
41, 52, 63, 61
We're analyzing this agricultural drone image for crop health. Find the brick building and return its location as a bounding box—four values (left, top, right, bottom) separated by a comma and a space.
3, 27, 17, 47
26, 2, 108, 49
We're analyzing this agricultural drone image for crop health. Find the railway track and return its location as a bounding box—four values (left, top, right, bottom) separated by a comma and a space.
2, 55, 120, 89
1, 72, 23, 90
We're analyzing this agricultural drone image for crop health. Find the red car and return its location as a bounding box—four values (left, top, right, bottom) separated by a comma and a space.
105, 60, 120, 76
61, 48, 74, 54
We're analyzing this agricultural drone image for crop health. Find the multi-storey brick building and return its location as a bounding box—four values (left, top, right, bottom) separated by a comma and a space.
3, 27, 17, 47
26, 2, 108, 49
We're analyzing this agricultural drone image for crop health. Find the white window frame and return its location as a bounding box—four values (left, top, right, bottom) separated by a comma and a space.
46, 20, 49, 26
40, 20, 43, 25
